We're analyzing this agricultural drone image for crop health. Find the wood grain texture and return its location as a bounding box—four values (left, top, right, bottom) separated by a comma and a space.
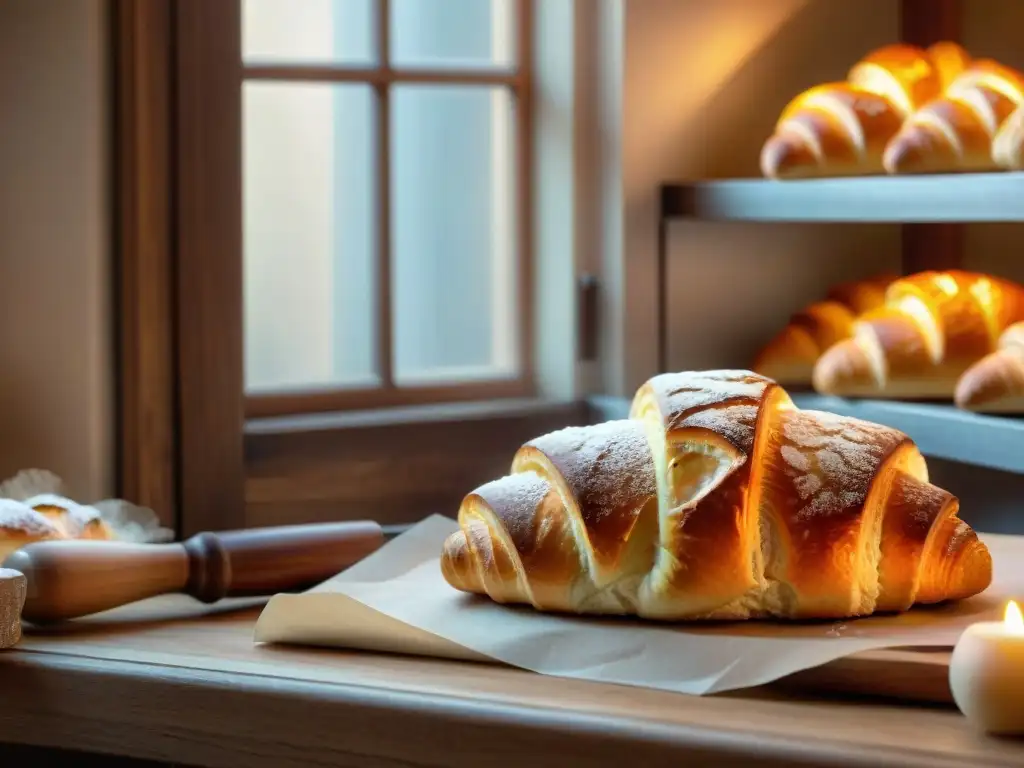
247, 379, 533, 419
899, 0, 965, 275
112, 0, 177, 529
0, 745, 178, 767
245, 400, 589, 527
3, 597, 1023, 768
174, 1, 246, 536
782, 648, 954, 705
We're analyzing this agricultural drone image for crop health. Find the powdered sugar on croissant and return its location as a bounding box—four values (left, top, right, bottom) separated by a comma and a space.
441, 370, 991, 620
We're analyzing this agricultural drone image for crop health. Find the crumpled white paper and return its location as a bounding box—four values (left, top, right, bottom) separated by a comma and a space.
0, 469, 173, 543
255, 514, 1019, 696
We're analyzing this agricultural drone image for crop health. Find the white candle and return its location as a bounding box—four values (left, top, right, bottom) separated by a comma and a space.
950, 600, 1024, 734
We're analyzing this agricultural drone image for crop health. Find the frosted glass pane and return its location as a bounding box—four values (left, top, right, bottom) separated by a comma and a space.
391, 86, 517, 384
390, 0, 515, 69
243, 83, 377, 393
242, 0, 375, 65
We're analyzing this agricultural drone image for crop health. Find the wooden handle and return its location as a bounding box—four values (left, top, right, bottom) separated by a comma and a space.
183, 520, 385, 601
4, 520, 384, 624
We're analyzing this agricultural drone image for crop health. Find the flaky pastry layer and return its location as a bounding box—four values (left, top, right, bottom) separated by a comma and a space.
441, 371, 991, 621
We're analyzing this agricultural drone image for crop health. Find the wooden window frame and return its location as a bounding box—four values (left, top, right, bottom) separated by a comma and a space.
243, 0, 537, 419
113, 0, 177, 532
115, 0, 964, 537
114, 0, 590, 537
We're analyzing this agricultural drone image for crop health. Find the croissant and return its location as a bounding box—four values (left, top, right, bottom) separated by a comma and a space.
753, 274, 895, 386
954, 321, 1024, 413
813, 271, 1024, 399
884, 60, 1024, 174
761, 43, 960, 179
993, 102, 1024, 170
925, 40, 974, 93
24, 494, 113, 540
440, 370, 991, 621
0, 499, 63, 562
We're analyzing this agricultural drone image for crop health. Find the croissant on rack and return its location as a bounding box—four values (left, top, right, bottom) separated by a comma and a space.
884, 60, 1024, 174
954, 321, 1024, 412
753, 274, 896, 386
761, 42, 968, 180
0, 495, 113, 561
441, 370, 991, 621
812, 271, 1024, 399
993, 102, 1024, 169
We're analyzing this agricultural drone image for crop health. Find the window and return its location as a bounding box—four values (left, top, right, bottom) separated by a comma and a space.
115, 0, 592, 536
241, 0, 533, 416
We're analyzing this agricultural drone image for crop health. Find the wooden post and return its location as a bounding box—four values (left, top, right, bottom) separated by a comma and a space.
112, 0, 178, 531
898, 0, 965, 274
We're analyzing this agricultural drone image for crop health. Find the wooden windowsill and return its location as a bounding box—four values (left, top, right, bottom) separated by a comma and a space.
243, 399, 591, 530
1, 596, 1018, 767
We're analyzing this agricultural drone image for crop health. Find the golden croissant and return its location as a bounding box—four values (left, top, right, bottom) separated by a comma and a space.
884, 60, 1024, 175
441, 370, 991, 621
0, 495, 114, 562
753, 274, 895, 386
812, 271, 1024, 399
993, 101, 1024, 169
955, 321, 1024, 413
761, 42, 967, 179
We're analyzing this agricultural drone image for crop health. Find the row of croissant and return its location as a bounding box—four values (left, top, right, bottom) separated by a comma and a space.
752, 270, 1024, 414
0, 493, 113, 560
761, 42, 1024, 179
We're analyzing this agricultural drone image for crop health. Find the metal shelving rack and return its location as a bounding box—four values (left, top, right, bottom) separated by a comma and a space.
659, 173, 1024, 224
652, 173, 1024, 472
631, 0, 1024, 475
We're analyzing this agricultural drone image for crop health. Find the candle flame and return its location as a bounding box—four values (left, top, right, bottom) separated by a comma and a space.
1005, 600, 1023, 630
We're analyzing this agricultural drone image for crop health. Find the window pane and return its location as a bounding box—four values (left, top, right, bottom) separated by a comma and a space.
391, 86, 517, 384
242, 0, 376, 65
390, 0, 515, 69
244, 83, 377, 393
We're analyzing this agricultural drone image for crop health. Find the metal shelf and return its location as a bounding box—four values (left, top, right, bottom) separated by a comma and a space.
652, 172, 1024, 374
586, 395, 1024, 475
792, 395, 1024, 475
660, 173, 1024, 223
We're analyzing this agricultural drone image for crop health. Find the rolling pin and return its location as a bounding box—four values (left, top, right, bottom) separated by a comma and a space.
1, 520, 386, 624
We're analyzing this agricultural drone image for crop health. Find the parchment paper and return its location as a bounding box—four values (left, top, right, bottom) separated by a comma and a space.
254, 515, 1022, 695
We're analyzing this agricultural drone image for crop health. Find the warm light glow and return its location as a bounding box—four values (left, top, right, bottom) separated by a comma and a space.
1004, 600, 1023, 630
970, 277, 994, 306
849, 64, 916, 115
893, 295, 942, 362
934, 273, 959, 296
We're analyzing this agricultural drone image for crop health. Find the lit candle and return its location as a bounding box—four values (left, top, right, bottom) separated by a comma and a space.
950, 600, 1024, 734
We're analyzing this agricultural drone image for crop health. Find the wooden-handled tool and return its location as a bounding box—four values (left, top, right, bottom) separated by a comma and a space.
1, 520, 385, 624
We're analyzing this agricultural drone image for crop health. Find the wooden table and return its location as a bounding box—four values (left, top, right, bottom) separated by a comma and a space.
0, 597, 1021, 768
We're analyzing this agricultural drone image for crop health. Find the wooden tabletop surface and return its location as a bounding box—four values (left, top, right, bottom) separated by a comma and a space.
0, 596, 1021, 768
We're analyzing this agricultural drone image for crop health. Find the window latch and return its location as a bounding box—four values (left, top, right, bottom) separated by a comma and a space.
577, 274, 599, 362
